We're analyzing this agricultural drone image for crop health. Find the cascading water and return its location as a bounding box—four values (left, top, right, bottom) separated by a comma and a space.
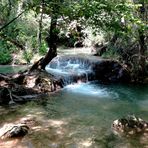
45, 55, 130, 85
45, 55, 96, 85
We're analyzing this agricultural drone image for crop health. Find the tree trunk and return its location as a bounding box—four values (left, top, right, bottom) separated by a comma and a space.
37, 0, 44, 50
30, 0, 63, 71
138, 29, 146, 78
29, 14, 58, 71
7, 0, 12, 18
40, 15, 58, 69
138, 1, 147, 79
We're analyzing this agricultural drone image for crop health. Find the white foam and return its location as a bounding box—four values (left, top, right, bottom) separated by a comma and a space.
65, 83, 109, 97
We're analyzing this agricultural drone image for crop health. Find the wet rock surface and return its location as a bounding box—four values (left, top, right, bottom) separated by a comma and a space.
0, 123, 29, 139
0, 70, 63, 105
112, 115, 148, 136
93, 60, 130, 83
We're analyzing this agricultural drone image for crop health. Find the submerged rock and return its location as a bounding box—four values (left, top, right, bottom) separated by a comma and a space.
0, 123, 29, 139
112, 115, 148, 136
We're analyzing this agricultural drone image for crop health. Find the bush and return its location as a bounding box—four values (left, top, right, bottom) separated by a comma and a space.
101, 47, 119, 60
0, 50, 12, 64
23, 50, 33, 64
39, 42, 48, 55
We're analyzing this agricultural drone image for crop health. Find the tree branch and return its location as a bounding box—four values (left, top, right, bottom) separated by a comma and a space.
0, 10, 25, 32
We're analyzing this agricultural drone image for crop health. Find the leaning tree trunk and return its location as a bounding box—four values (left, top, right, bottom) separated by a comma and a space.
29, 14, 58, 71
40, 15, 58, 69
30, 0, 63, 71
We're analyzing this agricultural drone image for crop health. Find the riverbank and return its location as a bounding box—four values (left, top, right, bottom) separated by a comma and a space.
0, 69, 63, 105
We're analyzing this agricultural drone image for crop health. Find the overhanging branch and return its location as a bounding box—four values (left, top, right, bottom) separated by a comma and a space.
0, 10, 26, 32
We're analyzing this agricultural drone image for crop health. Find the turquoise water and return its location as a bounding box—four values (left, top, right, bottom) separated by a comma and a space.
0, 65, 28, 73
0, 66, 148, 148
39, 82, 148, 148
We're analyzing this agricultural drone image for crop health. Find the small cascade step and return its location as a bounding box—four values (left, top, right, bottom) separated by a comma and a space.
45, 55, 130, 85
45, 55, 96, 85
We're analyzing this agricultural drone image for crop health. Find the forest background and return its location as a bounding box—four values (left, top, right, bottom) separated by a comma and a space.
0, 0, 147, 82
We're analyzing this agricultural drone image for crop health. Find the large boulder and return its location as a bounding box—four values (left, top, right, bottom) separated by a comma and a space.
92, 60, 130, 83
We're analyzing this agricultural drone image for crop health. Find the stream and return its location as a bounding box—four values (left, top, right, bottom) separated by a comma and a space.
0, 82, 148, 147
0, 63, 148, 148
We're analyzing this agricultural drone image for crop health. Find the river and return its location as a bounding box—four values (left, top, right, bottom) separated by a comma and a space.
0, 51, 148, 148
0, 65, 148, 148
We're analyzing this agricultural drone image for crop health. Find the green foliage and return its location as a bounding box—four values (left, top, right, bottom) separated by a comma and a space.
0, 44, 12, 64
23, 50, 33, 64
0, 0, 147, 81
39, 42, 48, 55
102, 48, 120, 60
0, 51, 12, 64
0, 41, 12, 64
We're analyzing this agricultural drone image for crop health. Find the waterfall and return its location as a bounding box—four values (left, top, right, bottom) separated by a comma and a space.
45, 55, 130, 86
45, 55, 96, 85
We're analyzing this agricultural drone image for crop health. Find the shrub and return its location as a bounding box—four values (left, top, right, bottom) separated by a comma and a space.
23, 50, 33, 64
0, 50, 12, 64
39, 42, 48, 55
102, 47, 119, 60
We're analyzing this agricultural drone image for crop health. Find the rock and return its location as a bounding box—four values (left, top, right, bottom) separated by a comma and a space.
93, 60, 130, 83
112, 115, 148, 136
0, 70, 62, 105
0, 123, 29, 139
